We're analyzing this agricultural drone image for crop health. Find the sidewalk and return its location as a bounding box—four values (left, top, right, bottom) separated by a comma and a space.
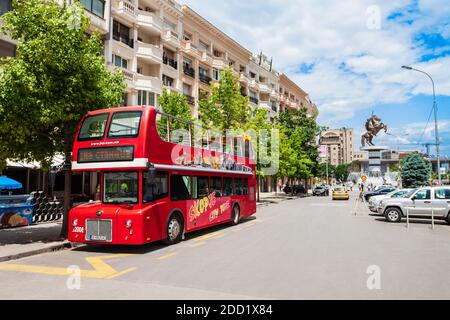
257, 192, 307, 207
0, 222, 71, 262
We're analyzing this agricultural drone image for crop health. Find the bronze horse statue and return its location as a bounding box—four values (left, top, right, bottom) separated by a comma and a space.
361, 115, 388, 147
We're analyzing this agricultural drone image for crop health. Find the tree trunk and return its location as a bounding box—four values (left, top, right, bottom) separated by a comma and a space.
60, 157, 72, 239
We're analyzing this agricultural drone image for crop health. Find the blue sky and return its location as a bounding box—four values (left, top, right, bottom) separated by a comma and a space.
179, 0, 450, 156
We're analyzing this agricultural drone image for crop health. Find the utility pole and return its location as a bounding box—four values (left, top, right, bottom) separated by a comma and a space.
402, 66, 441, 184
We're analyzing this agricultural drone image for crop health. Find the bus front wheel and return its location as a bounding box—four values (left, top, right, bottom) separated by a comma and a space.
230, 204, 240, 226
165, 213, 184, 245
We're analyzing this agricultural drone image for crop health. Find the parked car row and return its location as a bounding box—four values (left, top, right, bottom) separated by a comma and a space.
376, 187, 450, 225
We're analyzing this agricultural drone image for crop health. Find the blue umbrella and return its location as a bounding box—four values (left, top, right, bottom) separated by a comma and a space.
0, 176, 23, 190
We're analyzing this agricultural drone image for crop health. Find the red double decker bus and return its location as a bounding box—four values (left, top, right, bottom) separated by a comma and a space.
68, 106, 256, 245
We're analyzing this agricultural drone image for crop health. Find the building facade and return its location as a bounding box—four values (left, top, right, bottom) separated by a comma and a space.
0, 0, 15, 57
2, 0, 319, 196
319, 128, 354, 166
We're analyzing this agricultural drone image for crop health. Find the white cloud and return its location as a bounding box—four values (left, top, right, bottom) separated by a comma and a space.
180, 0, 450, 123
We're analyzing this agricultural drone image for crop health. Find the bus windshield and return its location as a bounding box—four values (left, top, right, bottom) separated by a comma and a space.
103, 172, 139, 204
108, 111, 142, 138
79, 113, 109, 140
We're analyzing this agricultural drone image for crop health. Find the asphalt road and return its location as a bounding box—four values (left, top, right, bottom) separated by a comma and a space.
1, 192, 450, 300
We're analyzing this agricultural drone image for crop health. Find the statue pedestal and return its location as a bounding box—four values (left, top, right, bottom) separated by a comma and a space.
361, 146, 389, 176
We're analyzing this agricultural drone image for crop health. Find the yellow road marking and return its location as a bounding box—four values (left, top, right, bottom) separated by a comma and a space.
213, 233, 225, 239
190, 242, 206, 248
0, 254, 135, 279
232, 228, 243, 233
157, 252, 177, 260
193, 231, 222, 242
105, 267, 137, 279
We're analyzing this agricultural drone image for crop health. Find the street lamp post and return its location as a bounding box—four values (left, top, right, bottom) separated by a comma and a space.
402, 66, 441, 185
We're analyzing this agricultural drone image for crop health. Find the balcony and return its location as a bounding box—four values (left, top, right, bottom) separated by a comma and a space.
184, 94, 195, 105
135, 73, 163, 94
212, 56, 227, 69
85, 11, 109, 35
258, 83, 271, 94
181, 40, 200, 59
200, 51, 213, 65
249, 96, 259, 105
113, 34, 134, 48
163, 29, 180, 48
199, 74, 212, 85
121, 69, 135, 82
163, 56, 178, 70
112, 0, 136, 23
270, 89, 279, 99
239, 73, 249, 84
183, 66, 195, 78
249, 78, 258, 90
259, 101, 271, 110
137, 9, 162, 34
136, 41, 163, 64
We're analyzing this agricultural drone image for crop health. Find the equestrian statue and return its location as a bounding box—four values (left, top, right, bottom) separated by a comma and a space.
361, 114, 388, 147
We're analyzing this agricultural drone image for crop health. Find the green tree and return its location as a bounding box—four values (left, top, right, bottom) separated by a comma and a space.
401, 152, 432, 188
277, 108, 320, 187
157, 89, 193, 142
158, 88, 193, 123
334, 164, 351, 182
198, 68, 249, 131
242, 107, 275, 200
0, 0, 125, 237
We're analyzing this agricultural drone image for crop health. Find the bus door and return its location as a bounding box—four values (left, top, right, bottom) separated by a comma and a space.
143, 170, 170, 241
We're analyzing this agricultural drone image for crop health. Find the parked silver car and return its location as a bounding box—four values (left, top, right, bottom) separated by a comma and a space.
378, 187, 450, 224
368, 189, 413, 213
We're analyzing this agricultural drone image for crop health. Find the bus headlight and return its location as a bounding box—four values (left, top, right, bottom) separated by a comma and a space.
72, 219, 78, 227
125, 220, 132, 229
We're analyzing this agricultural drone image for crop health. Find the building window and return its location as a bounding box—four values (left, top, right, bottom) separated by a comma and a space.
0, 0, 13, 16
138, 90, 157, 107
213, 68, 220, 81
162, 74, 174, 87
164, 19, 176, 31
113, 55, 128, 69
80, 0, 105, 18
120, 93, 128, 107
198, 40, 209, 51
113, 20, 133, 48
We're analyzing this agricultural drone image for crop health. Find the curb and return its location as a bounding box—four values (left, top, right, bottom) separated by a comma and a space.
0, 241, 75, 263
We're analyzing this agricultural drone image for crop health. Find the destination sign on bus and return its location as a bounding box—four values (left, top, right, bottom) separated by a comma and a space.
78, 146, 134, 163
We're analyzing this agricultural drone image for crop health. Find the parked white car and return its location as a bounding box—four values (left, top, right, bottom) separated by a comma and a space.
368, 189, 414, 213
378, 187, 450, 224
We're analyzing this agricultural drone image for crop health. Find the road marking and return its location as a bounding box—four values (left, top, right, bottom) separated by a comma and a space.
232, 228, 243, 233
190, 242, 206, 248
105, 267, 137, 279
157, 252, 177, 260
213, 233, 225, 239
0, 254, 135, 279
193, 231, 223, 242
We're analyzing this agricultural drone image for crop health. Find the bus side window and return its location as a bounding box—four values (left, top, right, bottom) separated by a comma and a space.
192, 176, 209, 199
210, 177, 223, 198
233, 178, 243, 196
244, 140, 251, 159
170, 175, 191, 201
243, 178, 248, 195
143, 172, 168, 203
234, 137, 243, 157
156, 113, 169, 142
223, 136, 232, 154
224, 177, 233, 197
